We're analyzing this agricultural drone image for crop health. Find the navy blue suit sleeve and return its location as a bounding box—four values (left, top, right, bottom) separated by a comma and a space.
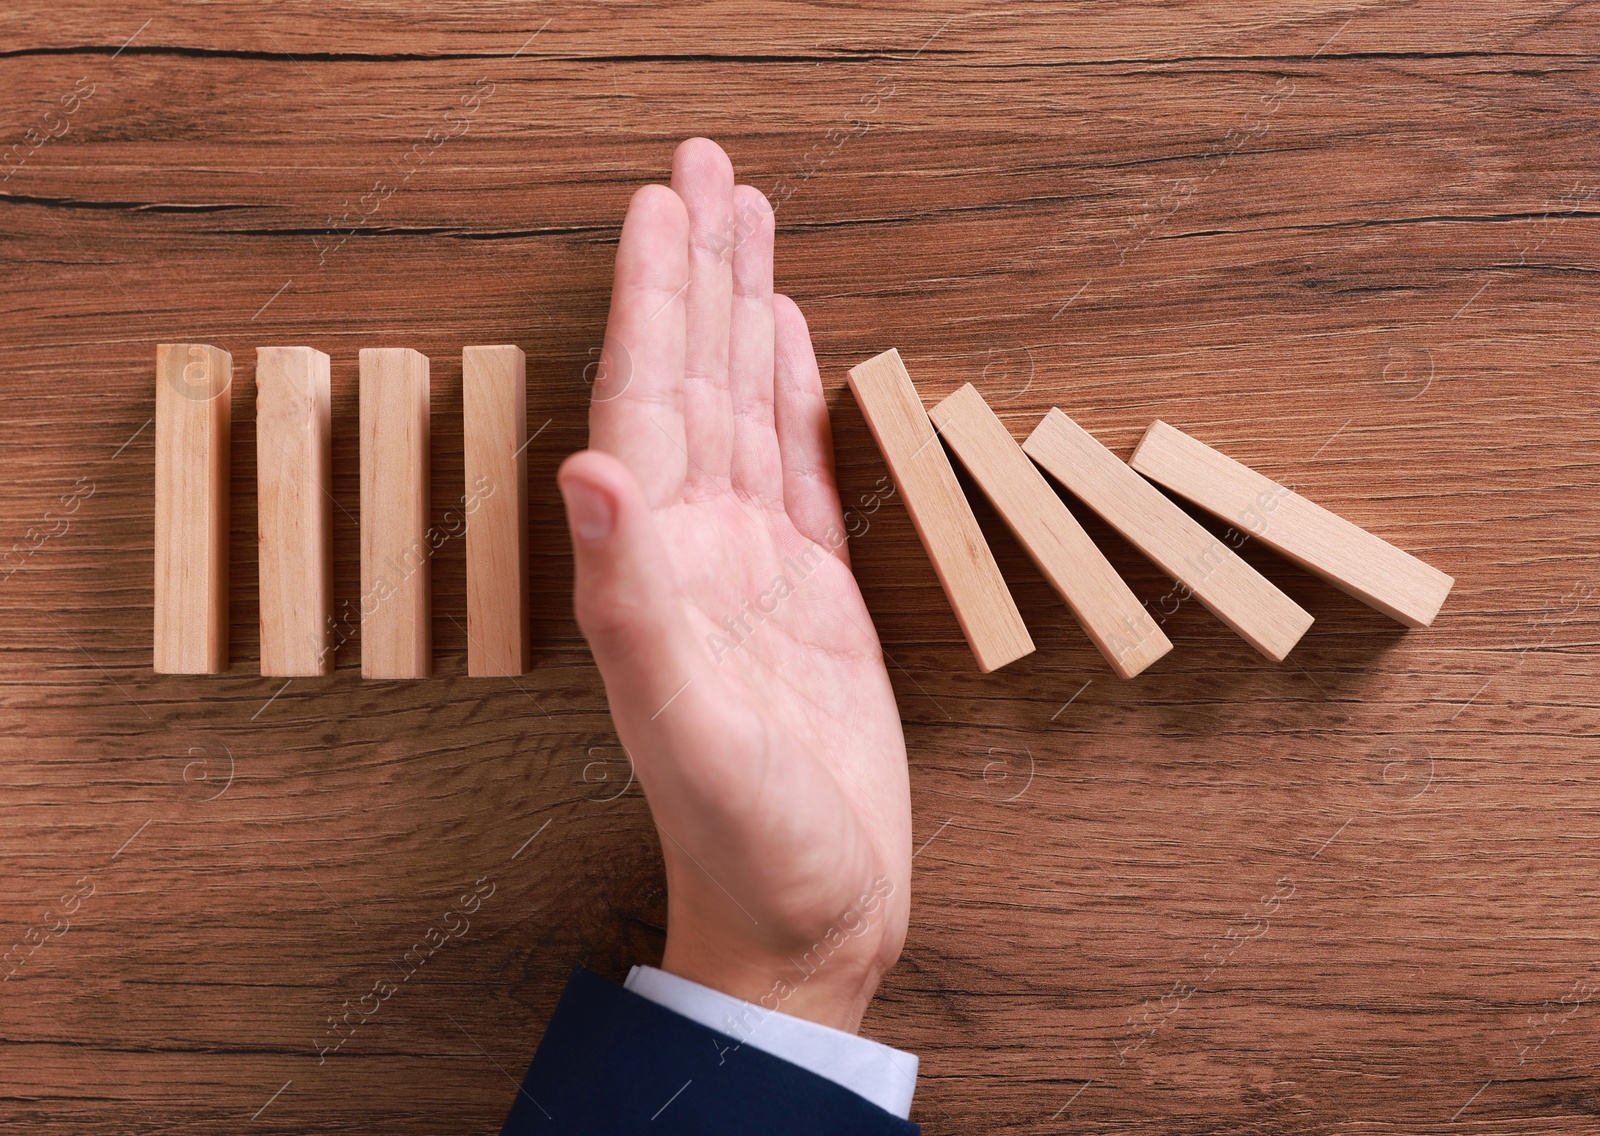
500, 966, 919, 1136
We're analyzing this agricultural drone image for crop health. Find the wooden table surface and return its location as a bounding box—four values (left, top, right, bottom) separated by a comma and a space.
3, 3, 1597, 1132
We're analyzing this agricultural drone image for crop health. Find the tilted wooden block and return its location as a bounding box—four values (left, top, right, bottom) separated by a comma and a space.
359, 348, 431, 679
929, 384, 1171, 678
1130, 420, 1454, 627
256, 347, 333, 676
154, 343, 232, 674
463, 345, 529, 676
846, 349, 1034, 673
1023, 409, 1313, 661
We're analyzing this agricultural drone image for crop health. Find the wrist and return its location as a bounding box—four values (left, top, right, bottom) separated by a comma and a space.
660, 925, 894, 1034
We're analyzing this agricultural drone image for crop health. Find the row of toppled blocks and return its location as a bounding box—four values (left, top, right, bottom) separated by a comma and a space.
846, 348, 1454, 676
154, 343, 527, 678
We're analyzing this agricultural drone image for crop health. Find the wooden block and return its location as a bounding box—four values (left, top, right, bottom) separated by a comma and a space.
256, 347, 333, 676
1023, 408, 1313, 661
154, 343, 231, 674
359, 348, 431, 679
929, 384, 1171, 678
846, 349, 1033, 672
1130, 420, 1454, 627
463, 345, 529, 676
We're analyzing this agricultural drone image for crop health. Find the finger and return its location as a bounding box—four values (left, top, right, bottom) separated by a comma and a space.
558, 450, 764, 813
773, 294, 850, 564
727, 185, 782, 506
670, 137, 736, 492
588, 184, 689, 508
559, 449, 705, 726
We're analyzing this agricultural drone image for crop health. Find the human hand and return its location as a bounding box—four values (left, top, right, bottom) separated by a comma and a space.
556, 138, 911, 1034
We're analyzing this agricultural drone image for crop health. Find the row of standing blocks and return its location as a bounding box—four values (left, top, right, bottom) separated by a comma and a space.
154, 343, 527, 678
153, 342, 1455, 681
845, 349, 1455, 675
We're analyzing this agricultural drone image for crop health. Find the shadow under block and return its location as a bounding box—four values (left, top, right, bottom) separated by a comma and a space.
256, 347, 333, 676
1130, 420, 1455, 627
154, 343, 231, 673
929, 384, 1171, 678
462, 345, 529, 676
846, 349, 1034, 673
359, 348, 431, 679
1023, 408, 1313, 662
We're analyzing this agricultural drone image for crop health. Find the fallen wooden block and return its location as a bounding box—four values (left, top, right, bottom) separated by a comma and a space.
1130, 420, 1454, 627
154, 343, 232, 674
256, 347, 333, 676
359, 348, 431, 679
929, 384, 1171, 678
463, 345, 529, 676
846, 349, 1034, 673
1023, 408, 1313, 661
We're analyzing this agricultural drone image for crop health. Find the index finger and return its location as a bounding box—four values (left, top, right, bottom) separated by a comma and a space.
588, 183, 691, 508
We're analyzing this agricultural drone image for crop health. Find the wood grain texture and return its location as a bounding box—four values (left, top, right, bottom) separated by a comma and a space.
1026, 408, 1315, 662
2, 3, 1599, 1133
1132, 419, 1456, 627
256, 346, 333, 676
463, 345, 529, 677
359, 347, 431, 679
848, 349, 1033, 672
930, 383, 1171, 678
152, 343, 230, 673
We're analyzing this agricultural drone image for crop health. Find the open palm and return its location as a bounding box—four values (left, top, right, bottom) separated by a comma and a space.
556, 138, 911, 1030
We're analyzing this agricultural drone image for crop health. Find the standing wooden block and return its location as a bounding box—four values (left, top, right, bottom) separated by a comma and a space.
1023, 409, 1313, 661
1130, 420, 1454, 627
256, 347, 333, 676
463, 345, 529, 676
929, 384, 1171, 678
846, 349, 1033, 673
154, 343, 231, 674
359, 348, 431, 679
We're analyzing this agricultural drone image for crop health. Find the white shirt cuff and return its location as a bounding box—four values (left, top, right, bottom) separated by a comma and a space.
623, 964, 918, 1119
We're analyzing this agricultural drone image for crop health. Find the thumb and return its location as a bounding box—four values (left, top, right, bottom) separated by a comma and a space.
557, 450, 703, 731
